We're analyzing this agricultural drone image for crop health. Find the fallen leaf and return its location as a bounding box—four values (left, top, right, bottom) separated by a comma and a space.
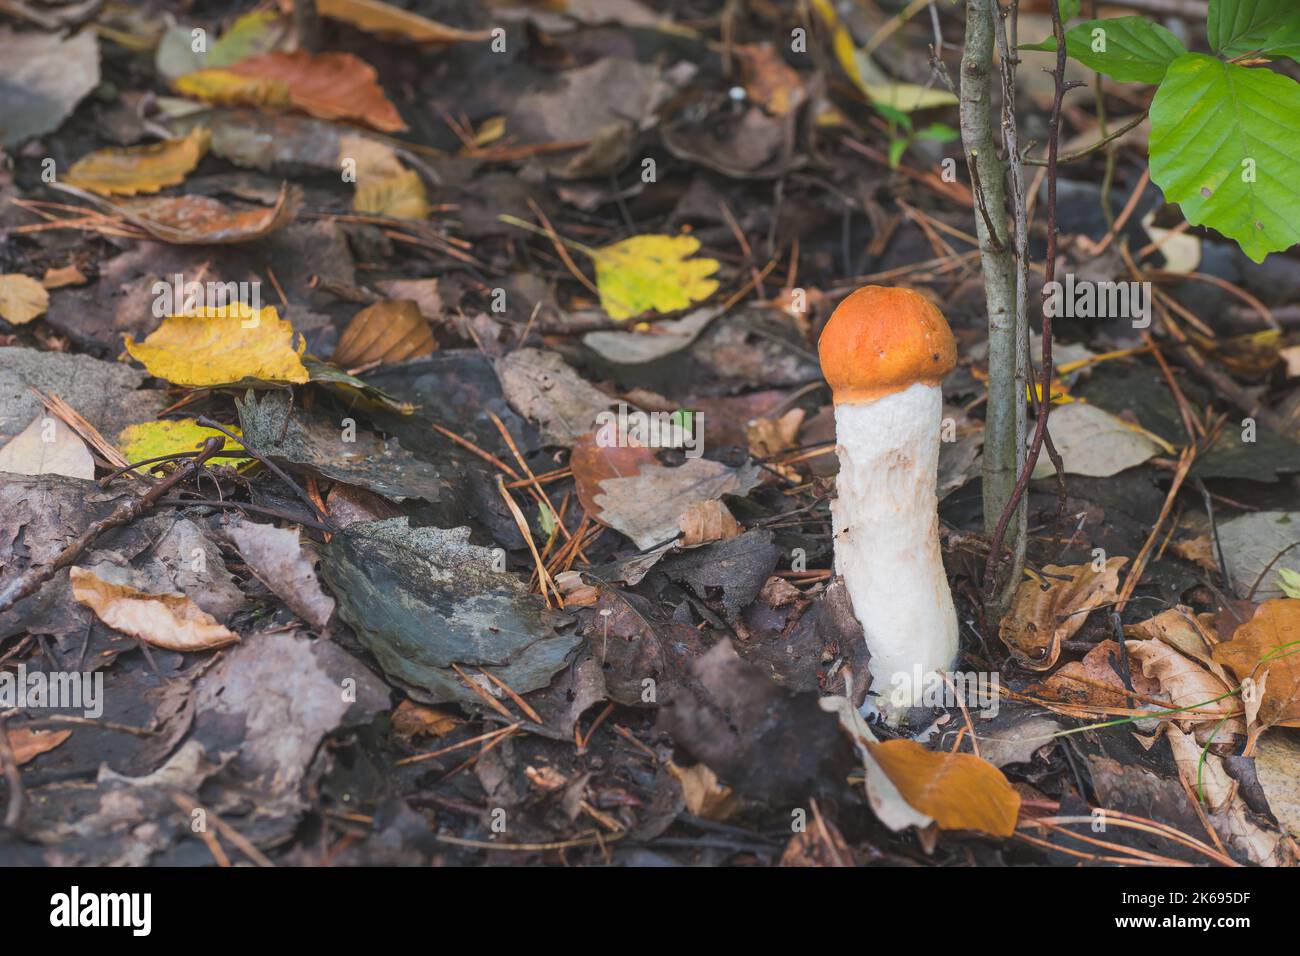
746, 408, 805, 459
581, 306, 721, 364
41, 265, 87, 289
667, 760, 739, 820
391, 700, 461, 740
734, 43, 804, 115
116, 418, 250, 470
867, 738, 1020, 836
594, 457, 763, 550
339, 135, 429, 220
1000, 557, 1127, 669
1125, 639, 1237, 723
1255, 731, 1300, 839
1217, 512, 1300, 601
332, 300, 435, 369
678, 498, 742, 547
110, 185, 296, 244
64, 128, 210, 196
591, 235, 721, 321
219, 517, 335, 631
0, 274, 49, 325
495, 348, 613, 447
569, 429, 657, 518
1165, 725, 1234, 811
0, 28, 99, 149
124, 304, 310, 387
0, 414, 94, 480
1126, 606, 1232, 684
1034, 639, 1164, 709
180, 51, 405, 133
1213, 599, 1300, 728
70, 565, 240, 651
1030, 401, 1165, 478
316, 0, 490, 43
208, 9, 289, 67
7, 727, 72, 766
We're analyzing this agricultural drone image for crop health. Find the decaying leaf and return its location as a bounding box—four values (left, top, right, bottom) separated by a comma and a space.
64, 128, 210, 196
1213, 599, 1300, 728
591, 234, 721, 321
1030, 401, 1166, 478
667, 760, 739, 820
219, 517, 335, 631
0, 28, 99, 149
678, 498, 742, 548
124, 304, 309, 387
70, 565, 240, 652
581, 306, 721, 364
179, 51, 406, 133
1125, 639, 1237, 723
0, 414, 94, 480
320, 518, 577, 705
332, 300, 435, 369
7, 727, 72, 766
110, 185, 296, 244
1255, 731, 1300, 839
116, 419, 251, 471
1034, 639, 1164, 710
495, 348, 614, 447
1000, 557, 1128, 669
0, 274, 50, 325
733, 43, 804, 115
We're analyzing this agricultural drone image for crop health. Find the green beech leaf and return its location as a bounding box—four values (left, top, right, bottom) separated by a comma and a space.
1021, 16, 1185, 83
1149, 53, 1300, 263
1208, 0, 1300, 60
1060, 0, 1081, 21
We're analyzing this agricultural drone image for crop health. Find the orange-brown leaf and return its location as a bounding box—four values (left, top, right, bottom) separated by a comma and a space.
70, 566, 239, 652
64, 128, 209, 196
316, 0, 490, 44
219, 50, 406, 132
114, 184, 297, 244
866, 739, 1021, 836
7, 727, 72, 765
1213, 598, 1300, 728
332, 299, 436, 369
1000, 557, 1127, 670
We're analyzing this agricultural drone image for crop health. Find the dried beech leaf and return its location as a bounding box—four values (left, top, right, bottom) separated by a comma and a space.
677, 498, 742, 547
70, 565, 239, 651
332, 299, 436, 369
1125, 639, 1237, 722
7, 727, 72, 766
1213, 598, 1300, 728
866, 738, 1021, 837
316, 0, 490, 44
1000, 557, 1128, 670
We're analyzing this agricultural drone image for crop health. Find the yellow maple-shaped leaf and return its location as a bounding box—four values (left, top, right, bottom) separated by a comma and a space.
866, 739, 1021, 837
64, 128, 210, 197
124, 304, 309, 387
117, 419, 252, 470
174, 69, 291, 109
0, 273, 49, 324
592, 234, 720, 321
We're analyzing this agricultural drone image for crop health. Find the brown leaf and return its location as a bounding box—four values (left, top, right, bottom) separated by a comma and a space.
70, 565, 239, 652
113, 184, 297, 244
1125, 639, 1237, 723
677, 498, 742, 547
391, 700, 460, 740
7, 727, 72, 766
667, 760, 739, 821
1213, 598, 1300, 728
999, 557, 1128, 670
745, 407, 804, 458
570, 429, 657, 520
41, 265, 87, 289
219, 517, 335, 631
734, 43, 805, 116
222, 51, 405, 132
332, 300, 435, 369
865, 739, 1021, 837
1034, 639, 1164, 709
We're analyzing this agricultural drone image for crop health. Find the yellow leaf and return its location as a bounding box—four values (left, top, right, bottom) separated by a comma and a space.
592, 234, 720, 321
174, 69, 292, 108
315, 0, 490, 43
860, 82, 958, 112
355, 168, 429, 220
116, 419, 251, 470
866, 739, 1021, 837
64, 128, 210, 196
70, 566, 239, 652
0, 273, 50, 324
124, 304, 309, 387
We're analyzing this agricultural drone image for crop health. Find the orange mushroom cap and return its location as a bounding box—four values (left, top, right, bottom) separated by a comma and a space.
817, 285, 956, 405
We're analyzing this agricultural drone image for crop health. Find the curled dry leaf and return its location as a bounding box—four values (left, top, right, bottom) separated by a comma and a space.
179, 51, 405, 133
0, 274, 50, 325
1212, 598, 1300, 728
316, 0, 490, 43
667, 760, 739, 821
114, 184, 297, 244
745, 408, 804, 459
1125, 606, 1233, 685
70, 565, 239, 652
677, 498, 742, 548
64, 128, 209, 196
1034, 639, 1163, 710
332, 299, 436, 369
1125, 639, 1237, 723
1000, 557, 1128, 670
339, 135, 429, 220
220, 517, 335, 631
125, 304, 309, 387
7, 727, 72, 766
866, 739, 1021, 837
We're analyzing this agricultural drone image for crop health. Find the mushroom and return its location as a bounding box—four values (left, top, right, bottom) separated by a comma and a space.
818, 285, 959, 716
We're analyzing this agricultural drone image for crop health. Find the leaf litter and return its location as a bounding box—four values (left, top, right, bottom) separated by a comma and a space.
0, 0, 1297, 871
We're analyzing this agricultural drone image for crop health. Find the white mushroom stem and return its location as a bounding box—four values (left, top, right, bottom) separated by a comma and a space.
830, 381, 958, 712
